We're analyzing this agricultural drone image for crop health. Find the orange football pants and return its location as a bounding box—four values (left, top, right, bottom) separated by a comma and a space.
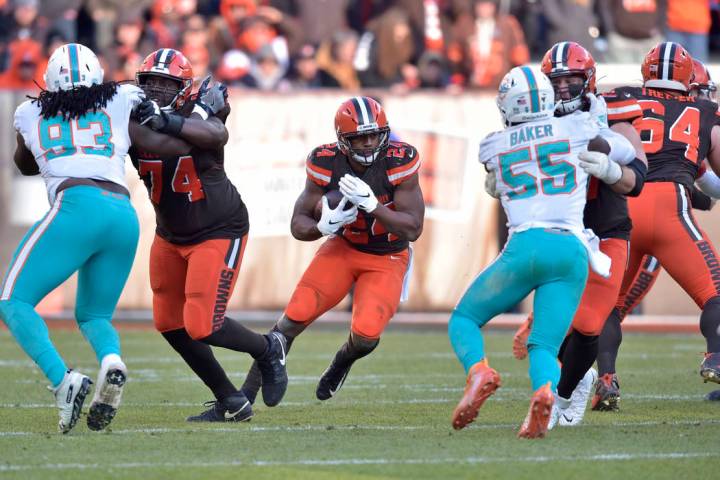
150, 234, 248, 339
616, 255, 662, 320
570, 237, 629, 336
285, 236, 409, 339
616, 182, 720, 310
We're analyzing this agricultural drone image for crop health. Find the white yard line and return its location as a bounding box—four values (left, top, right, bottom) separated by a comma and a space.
0, 452, 713, 472
1, 419, 718, 438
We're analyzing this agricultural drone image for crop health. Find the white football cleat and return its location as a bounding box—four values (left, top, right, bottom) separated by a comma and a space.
548, 394, 571, 430
51, 370, 92, 434
87, 356, 127, 431
558, 367, 598, 427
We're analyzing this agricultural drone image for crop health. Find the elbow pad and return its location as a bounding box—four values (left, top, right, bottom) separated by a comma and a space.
626, 158, 647, 197
602, 129, 635, 165
695, 168, 720, 198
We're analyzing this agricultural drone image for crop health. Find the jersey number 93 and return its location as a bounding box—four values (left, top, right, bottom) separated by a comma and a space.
39, 111, 114, 160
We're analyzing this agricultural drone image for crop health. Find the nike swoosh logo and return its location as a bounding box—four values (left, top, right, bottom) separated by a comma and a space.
390, 255, 400, 260
328, 220, 341, 225
358, 194, 370, 198
562, 414, 573, 423
225, 401, 250, 419
273, 332, 286, 366
328, 372, 347, 397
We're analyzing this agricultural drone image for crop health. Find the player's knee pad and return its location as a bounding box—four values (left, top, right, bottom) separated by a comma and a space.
349, 332, 379, 355
285, 286, 321, 323
185, 320, 213, 341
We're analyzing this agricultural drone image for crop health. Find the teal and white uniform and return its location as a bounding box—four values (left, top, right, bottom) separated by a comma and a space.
0, 84, 143, 387
449, 110, 607, 391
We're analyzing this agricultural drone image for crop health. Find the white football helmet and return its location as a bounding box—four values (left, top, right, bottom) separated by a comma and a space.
44, 43, 104, 92
496, 66, 555, 126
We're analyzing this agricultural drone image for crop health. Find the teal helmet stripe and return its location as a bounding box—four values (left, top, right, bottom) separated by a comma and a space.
68, 44, 80, 84
520, 66, 540, 113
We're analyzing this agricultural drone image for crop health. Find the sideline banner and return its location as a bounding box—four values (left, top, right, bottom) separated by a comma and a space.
0, 91, 501, 311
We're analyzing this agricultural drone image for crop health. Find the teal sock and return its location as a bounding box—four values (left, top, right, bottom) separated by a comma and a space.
77, 316, 121, 363
528, 344, 560, 391
0, 299, 67, 386
448, 310, 487, 373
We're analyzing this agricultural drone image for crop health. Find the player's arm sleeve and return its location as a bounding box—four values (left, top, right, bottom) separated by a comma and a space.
13, 104, 39, 175
121, 84, 145, 112
599, 127, 636, 165
305, 149, 332, 187
387, 145, 421, 186
604, 91, 643, 125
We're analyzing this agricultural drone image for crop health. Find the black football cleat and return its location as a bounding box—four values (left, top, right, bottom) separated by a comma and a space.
186, 391, 253, 422
255, 332, 288, 407
700, 352, 720, 384
591, 373, 620, 412
240, 360, 262, 405
316, 358, 352, 401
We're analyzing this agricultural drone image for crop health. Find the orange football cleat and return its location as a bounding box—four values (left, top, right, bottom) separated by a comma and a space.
451, 361, 501, 430
512, 314, 533, 360
518, 382, 554, 439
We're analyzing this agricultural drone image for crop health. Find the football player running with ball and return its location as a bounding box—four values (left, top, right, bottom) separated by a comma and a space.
449, 66, 634, 438
241, 96, 424, 402
130, 49, 288, 422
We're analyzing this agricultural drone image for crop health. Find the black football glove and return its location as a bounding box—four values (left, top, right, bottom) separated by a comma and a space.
135, 99, 184, 136
195, 75, 229, 117
136, 99, 168, 130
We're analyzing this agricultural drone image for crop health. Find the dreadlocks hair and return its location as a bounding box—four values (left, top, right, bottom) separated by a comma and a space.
29, 81, 119, 121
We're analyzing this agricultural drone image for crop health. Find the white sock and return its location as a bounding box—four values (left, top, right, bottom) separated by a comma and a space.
556, 395, 571, 409
100, 353, 124, 372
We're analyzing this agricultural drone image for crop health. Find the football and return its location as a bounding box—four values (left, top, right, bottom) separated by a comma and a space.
313, 190, 351, 220
587, 135, 611, 155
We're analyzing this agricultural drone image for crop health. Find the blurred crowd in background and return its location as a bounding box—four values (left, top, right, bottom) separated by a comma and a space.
0, 0, 719, 92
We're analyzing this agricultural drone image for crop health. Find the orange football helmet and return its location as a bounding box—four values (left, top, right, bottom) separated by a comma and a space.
690, 58, 716, 101
335, 96, 390, 166
641, 42, 694, 92
136, 48, 194, 110
540, 41, 596, 115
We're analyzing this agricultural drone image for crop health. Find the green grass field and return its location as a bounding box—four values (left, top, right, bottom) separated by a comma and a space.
0, 327, 717, 479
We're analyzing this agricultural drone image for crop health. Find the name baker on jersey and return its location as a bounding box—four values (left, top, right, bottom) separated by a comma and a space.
510, 124, 554, 147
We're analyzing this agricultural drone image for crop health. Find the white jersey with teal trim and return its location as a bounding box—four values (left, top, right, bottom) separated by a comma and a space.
480, 110, 612, 276
480, 110, 600, 232
14, 83, 144, 203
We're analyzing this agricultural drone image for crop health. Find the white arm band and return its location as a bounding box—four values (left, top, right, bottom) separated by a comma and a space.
192, 104, 209, 120
600, 128, 635, 166
696, 168, 720, 198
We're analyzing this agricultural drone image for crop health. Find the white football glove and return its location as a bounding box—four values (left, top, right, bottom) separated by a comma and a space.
338, 174, 378, 212
586, 92, 609, 129
578, 151, 622, 184
485, 169, 500, 198
316, 196, 358, 236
